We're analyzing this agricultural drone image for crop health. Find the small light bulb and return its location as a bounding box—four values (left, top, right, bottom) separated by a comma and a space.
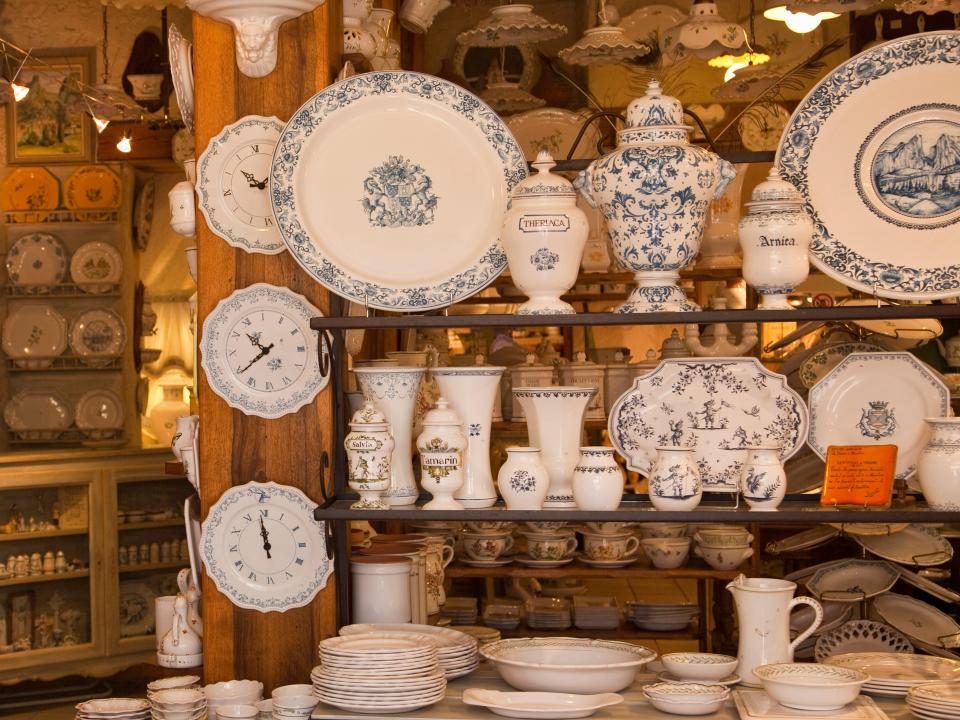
116, 135, 132, 153
724, 60, 750, 82
783, 10, 824, 32
93, 116, 109, 133
11, 82, 29, 102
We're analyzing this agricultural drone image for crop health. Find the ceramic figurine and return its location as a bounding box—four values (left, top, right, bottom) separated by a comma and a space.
497, 447, 549, 510
684, 297, 758, 356
739, 446, 787, 511
416, 398, 467, 510
648, 446, 702, 511
344, 401, 395, 510
918, 418, 960, 511
501, 150, 589, 315
577, 80, 735, 313
572, 447, 625, 511
739, 168, 813, 310
186, 583, 203, 638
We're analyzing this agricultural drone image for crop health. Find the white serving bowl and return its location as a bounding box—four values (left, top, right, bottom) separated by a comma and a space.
480, 637, 656, 694
661, 653, 739, 682
641, 537, 691, 569
272, 685, 314, 700
642, 683, 729, 716
753, 663, 870, 710
204, 680, 263, 704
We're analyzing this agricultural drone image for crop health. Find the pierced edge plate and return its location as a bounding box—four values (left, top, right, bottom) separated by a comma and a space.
270, 71, 527, 312
814, 620, 914, 662
776, 31, 960, 300
168, 24, 194, 135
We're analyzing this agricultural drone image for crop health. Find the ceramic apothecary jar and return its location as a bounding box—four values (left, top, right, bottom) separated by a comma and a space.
739, 168, 813, 310
572, 447, 625, 511
918, 417, 960, 511
502, 149, 589, 315
739, 445, 787, 511
344, 401, 395, 510
648, 446, 702, 511
416, 398, 467, 510
497, 447, 549, 510
577, 80, 735, 313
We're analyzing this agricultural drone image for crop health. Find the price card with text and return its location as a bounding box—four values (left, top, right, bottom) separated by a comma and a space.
821, 445, 898, 507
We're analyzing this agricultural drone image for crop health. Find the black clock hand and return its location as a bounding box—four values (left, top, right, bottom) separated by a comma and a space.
247, 332, 265, 350
241, 170, 260, 188
255, 177, 268, 190
237, 343, 274, 374
259, 516, 272, 559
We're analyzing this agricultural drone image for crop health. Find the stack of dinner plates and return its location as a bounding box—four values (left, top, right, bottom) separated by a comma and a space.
626, 602, 699, 631
824, 653, 960, 697
907, 681, 960, 720
313, 634, 447, 713
441, 597, 478, 624
573, 596, 620, 630
339, 624, 479, 679
76, 699, 151, 720
527, 598, 572, 630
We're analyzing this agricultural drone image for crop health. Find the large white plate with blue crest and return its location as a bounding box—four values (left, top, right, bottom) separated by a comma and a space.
777, 31, 960, 300
608, 358, 808, 492
270, 71, 527, 312
807, 352, 950, 480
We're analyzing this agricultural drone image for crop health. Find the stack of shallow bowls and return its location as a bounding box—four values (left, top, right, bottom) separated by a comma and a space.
642, 682, 729, 715
203, 681, 263, 719
339, 623, 480, 679
76, 699, 151, 720
753, 663, 869, 710
824, 653, 960, 698
692, 527, 754, 571
659, 653, 739, 685
527, 598, 572, 630
626, 602, 699, 631
907, 681, 960, 720
271, 685, 316, 720
455, 625, 502, 646
312, 633, 447, 713
148, 677, 202, 698
149, 689, 207, 720
441, 597, 478, 624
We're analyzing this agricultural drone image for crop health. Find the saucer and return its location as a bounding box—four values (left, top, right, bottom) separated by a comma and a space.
514, 555, 575, 569
657, 670, 741, 686
460, 557, 514, 567
578, 555, 641, 568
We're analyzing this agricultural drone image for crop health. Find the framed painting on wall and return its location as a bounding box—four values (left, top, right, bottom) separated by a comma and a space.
5, 47, 96, 164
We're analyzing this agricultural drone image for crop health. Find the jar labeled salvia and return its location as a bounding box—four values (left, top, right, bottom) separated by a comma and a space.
416, 398, 467, 510
344, 401, 394, 510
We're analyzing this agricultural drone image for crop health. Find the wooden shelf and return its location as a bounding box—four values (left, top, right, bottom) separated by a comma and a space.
119, 560, 187, 575
0, 570, 89, 588
118, 519, 185, 532
0, 528, 88, 543
446, 562, 740, 580
164, 460, 185, 476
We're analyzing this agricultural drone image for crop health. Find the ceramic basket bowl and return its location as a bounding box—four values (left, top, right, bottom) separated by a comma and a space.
753, 663, 870, 711
660, 653, 738, 681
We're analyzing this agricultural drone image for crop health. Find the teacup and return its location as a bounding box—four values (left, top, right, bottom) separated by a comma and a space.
399, 0, 451, 33
637, 522, 687, 539
584, 521, 632, 535
526, 532, 578, 561
461, 532, 514, 560
524, 521, 567, 534
694, 544, 754, 570
582, 532, 639, 561
694, 531, 754, 548
465, 521, 514, 534
272, 685, 313, 700
641, 537, 691, 569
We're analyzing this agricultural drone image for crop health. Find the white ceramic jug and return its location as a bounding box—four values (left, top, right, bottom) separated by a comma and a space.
726, 575, 822, 686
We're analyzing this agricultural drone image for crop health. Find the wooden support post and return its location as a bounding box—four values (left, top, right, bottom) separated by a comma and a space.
193, 3, 342, 689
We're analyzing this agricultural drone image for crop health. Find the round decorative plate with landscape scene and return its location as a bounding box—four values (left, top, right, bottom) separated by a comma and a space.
777, 31, 960, 300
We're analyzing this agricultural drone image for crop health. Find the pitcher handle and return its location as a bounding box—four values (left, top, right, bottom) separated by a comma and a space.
788, 596, 823, 652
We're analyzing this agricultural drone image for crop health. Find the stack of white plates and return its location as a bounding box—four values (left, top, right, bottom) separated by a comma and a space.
527, 598, 572, 630
574, 596, 620, 630
339, 624, 480, 679
907, 681, 960, 720
824, 652, 960, 697
455, 625, 502, 646
626, 602, 699, 631
312, 634, 447, 713
76, 699, 151, 720
441, 597, 478, 624
148, 689, 206, 720
148, 677, 202, 697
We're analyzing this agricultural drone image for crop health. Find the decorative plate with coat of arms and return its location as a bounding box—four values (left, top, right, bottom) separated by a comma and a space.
807, 351, 950, 480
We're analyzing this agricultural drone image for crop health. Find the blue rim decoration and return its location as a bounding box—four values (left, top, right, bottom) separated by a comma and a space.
776, 31, 960, 300
270, 71, 527, 312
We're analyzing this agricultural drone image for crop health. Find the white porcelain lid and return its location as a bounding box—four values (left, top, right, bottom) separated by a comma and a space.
512, 150, 575, 200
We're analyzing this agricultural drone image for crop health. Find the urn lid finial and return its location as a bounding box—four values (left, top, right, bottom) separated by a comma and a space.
351, 400, 388, 427
422, 397, 462, 427
512, 149, 576, 199
747, 167, 804, 206
627, 79, 685, 128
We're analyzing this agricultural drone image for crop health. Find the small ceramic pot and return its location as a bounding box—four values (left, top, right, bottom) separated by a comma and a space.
461, 532, 514, 561
918, 417, 960, 511
648, 446, 702, 511
740, 446, 787, 511
572, 446, 625, 511
695, 544, 754, 570
350, 556, 412, 623
582, 532, 639, 561
497, 447, 549, 510
168, 181, 196, 238
526, 532, 578, 561
641, 537, 690, 569
416, 398, 467, 511
127, 73, 164, 101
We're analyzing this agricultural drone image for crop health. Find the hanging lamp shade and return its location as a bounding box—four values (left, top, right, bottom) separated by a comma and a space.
558, 23, 651, 66
662, 0, 748, 61
710, 64, 779, 100
457, 4, 567, 47
763, 0, 838, 34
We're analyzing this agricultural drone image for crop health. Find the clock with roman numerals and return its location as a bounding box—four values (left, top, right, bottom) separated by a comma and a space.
197, 115, 285, 254
201, 481, 332, 613
200, 283, 329, 419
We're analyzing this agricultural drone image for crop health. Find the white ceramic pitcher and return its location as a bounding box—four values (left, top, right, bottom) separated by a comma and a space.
726, 574, 822, 686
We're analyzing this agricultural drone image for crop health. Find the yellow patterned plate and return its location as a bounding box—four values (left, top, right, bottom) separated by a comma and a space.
0, 167, 60, 223
64, 165, 121, 221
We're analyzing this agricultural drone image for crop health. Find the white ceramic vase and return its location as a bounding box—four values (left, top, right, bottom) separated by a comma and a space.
648, 446, 702, 511
739, 168, 813, 310
501, 150, 589, 315
577, 80, 735, 313
740, 445, 787, 511
513, 386, 595, 508
918, 417, 960, 511
431, 365, 505, 508
353, 366, 425, 506
572, 447, 625, 511
416, 398, 467, 511
497, 447, 549, 510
